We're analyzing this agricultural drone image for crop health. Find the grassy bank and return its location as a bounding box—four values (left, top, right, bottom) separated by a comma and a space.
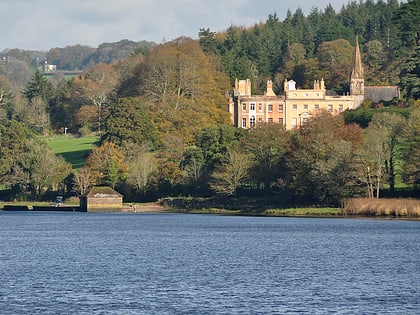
166, 207, 341, 216
343, 198, 420, 217
46, 135, 99, 169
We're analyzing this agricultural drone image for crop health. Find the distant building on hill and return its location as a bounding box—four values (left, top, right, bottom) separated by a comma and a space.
228, 37, 399, 130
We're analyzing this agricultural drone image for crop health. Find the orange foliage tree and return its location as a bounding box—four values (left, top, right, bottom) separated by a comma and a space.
86, 141, 128, 188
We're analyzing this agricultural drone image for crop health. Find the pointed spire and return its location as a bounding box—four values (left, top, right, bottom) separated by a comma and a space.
351, 35, 364, 79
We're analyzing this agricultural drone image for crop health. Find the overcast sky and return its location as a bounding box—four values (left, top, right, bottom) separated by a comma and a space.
0, 0, 369, 51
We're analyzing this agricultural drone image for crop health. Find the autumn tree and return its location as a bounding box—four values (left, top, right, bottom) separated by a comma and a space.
86, 141, 128, 188
155, 134, 185, 191
29, 145, 72, 197
73, 63, 119, 134
142, 37, 231, 143
127, 151, 157, 194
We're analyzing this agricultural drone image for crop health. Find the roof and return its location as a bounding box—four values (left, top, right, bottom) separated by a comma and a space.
365, 86, 399, 103
83, 186, 123, 198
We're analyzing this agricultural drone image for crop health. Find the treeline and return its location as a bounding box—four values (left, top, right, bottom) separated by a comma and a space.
0, 0, 419, 204
199, 0, 419, 97
0, 39, 156, 94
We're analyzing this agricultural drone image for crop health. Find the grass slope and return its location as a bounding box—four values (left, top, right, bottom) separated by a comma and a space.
46, 135, 99, 169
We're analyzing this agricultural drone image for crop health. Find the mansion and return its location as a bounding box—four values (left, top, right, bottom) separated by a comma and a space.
229, 38, 398, 130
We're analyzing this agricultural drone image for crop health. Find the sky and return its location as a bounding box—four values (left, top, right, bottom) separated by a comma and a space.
1, 0, 363, 51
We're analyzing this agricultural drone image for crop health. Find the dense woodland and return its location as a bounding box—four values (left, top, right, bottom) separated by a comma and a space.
0, 0, 419, 205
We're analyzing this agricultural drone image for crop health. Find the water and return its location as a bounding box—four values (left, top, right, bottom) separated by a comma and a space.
0, 212, 419, 314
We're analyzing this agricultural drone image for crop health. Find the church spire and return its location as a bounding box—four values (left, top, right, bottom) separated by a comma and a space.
351, 35, 364, 79
350, 35, 364, 107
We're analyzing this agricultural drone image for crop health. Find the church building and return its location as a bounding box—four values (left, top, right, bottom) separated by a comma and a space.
228, 37, 398, 130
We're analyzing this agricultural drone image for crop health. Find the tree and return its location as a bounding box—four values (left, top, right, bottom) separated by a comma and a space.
74, 63, 120, 134
29, 145, 72, 197
196, 125, 244, 171
317, 39, 354, 92
155, 134, 185, 190
22, 69, 54, 132
22, 69, 53, 103
403, 107, 420, 185
127, 150, 157, 194
180, 146, 205, 195
198, 28, 218, 54
393, 0, 420, 50
86, 141, 128, 188
72, 167, 93, 196
102, 97, 157, 148
242, 124, 291, 191
0, 120, 34, 191
0, 76, 15, 121
285, 112, 364, 204
399, 46, 420, 100
210, 149, 251, 196
361, 112, 407, 197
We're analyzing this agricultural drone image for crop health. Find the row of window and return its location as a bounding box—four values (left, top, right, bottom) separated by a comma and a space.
242, 103, 284, 113
242, 117, 284, 128
242, 103, 345, 113
291, 104, 344, 112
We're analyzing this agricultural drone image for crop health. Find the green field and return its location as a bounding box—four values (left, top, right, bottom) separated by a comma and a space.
46, 135, 100, 169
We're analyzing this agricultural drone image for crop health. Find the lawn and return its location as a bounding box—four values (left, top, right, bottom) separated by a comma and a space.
46, 135, 100, 169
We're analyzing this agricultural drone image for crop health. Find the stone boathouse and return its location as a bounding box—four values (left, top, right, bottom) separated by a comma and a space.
80, 186, 123, 212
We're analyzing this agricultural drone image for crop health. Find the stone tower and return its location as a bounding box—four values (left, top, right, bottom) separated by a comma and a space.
350, 36, 364, 108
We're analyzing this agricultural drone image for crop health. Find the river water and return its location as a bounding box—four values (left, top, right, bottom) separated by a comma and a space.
0, 212, 418, 314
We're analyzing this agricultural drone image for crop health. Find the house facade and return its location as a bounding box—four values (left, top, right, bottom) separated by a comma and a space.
228, 37, 398, 130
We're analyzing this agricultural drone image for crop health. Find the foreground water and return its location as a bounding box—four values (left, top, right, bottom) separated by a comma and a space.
0, 212, 418, 314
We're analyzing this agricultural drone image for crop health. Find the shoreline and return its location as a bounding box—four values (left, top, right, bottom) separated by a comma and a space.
1, 201, 419, 220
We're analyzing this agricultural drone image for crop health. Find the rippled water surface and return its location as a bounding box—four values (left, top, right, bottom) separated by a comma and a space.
0, 212, 419, 314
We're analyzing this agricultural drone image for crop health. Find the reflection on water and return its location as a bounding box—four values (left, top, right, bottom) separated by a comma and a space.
0, 212, 419, 314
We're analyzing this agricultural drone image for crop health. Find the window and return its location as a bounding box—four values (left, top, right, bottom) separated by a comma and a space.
250, 116, 256, 127
278, 104, 283, 112
339, 104, 343, 112
303, 104, 308, 111
278, 118, 284, 125
328, 104, 333, 112
250, 103, 256, 111
268, 104, 273, 112
292, 118, 297, 128
258, 103, 263, 111
314, 104, 319, 110
292, 104, 297, 110
242, 118, 246, 128
258, 117, 263, 125
268, 118, 273, 124
242, 103, 246, 111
